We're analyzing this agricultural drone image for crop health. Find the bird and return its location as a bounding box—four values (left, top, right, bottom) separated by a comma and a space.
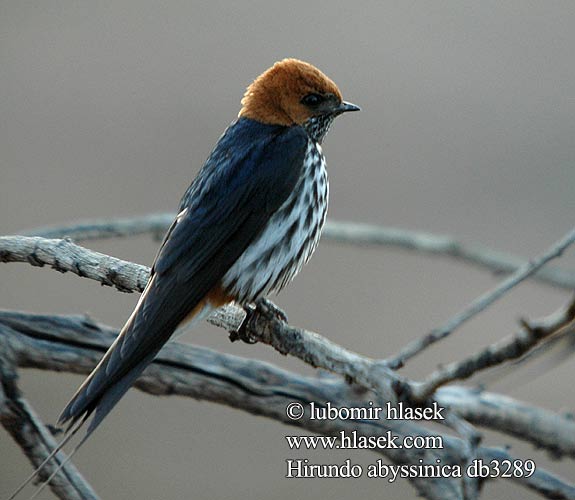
17, 60, 359, 495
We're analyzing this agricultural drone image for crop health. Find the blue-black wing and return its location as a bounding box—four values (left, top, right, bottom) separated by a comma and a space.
59, 118, 308, 436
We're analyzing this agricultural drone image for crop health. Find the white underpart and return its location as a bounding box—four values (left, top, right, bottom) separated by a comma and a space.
223, 140, 328, 303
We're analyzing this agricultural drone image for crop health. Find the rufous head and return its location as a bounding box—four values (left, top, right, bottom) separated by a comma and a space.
239, 59, 359, 130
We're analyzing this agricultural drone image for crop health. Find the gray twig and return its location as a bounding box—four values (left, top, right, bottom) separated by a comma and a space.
410, 299, 575, 401
388, 226, 575, 367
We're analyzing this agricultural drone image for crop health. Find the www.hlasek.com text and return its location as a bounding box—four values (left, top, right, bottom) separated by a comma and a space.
286, 431, 443, 450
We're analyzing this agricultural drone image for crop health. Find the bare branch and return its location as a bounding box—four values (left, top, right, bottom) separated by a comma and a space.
21, 214, 175, 242
0, 235, 149, 293
232, 298, 403, 397
0, 338, 98, 500
3, 235, 575, 458
20, 214, 575, 289
437, 386, 575, 459
3, 234, 575, 498
410, 299, 575, 400
479, 447, 575, 499
388, 226, 575, 367
0, 235, 403, 399
2, 310, 575, 499
0, 310, 462, 500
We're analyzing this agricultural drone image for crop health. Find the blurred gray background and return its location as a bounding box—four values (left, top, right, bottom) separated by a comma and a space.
1, 1, 574, 498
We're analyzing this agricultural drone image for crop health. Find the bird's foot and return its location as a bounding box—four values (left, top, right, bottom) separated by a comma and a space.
229, 298, 288, 344
254, 297, 288, 323
229, 304, 258, 344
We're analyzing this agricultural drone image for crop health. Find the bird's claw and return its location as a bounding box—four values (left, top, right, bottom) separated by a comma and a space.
229, 299, 288, 344
229, 304, 258, 344
254, 297, 288, 323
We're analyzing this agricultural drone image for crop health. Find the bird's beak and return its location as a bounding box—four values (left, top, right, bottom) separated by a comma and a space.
336, 101, 361, 114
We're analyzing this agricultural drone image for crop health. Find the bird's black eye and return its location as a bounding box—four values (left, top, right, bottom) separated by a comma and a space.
301, 93, 324, 107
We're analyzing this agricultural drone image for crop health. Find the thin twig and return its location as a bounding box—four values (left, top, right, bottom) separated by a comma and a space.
20, 214, 575, 289
388, 226, 575, 367
410, 298, 575, 401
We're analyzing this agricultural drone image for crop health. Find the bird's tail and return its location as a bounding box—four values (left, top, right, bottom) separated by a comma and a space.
60, 281, 215, 438
9, 285, 214, 498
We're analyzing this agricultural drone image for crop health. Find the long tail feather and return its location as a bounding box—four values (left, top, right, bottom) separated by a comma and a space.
10, 285, 214, 499
8, 417, 86, 500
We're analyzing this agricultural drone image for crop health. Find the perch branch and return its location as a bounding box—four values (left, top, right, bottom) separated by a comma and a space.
0, 235, 402, 399
3, 235, 575, 460
3, 235, 575, 458
3, 233, 575, 498
0, 235, 149, 293
3, 310, 575, 460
